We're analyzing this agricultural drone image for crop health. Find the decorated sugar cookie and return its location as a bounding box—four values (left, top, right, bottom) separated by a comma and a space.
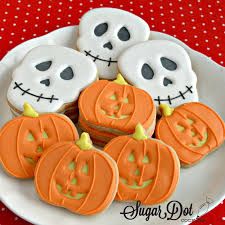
0, 103, 78, 178
118, 40, 198, 107
7, 45, 97, 117
77, 8, 150, 79
35, 133, 119, 215
156, 103, 225, 166
78, 74, 156, 145
104, 124, 180, 204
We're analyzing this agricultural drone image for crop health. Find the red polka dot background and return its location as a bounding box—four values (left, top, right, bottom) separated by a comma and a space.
0, 0, 225, 224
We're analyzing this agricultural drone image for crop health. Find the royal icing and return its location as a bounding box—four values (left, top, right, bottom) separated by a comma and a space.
0, 103, 78, 178
156, 103, 225, 166
78, 74, 156, 135
7, 45, 97, 113
35, 133, 119, 215
118, 40, 199, 107
104, 124, 180, 204
77, 7, 150, 79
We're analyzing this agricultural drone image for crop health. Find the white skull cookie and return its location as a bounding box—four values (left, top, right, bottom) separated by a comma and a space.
7, 45, 97, 114
77, 8, 150, 80
118, 40, 198, 107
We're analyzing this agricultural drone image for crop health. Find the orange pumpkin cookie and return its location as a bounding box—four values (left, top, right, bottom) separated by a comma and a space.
78, 74, 156, 145
35, 133, 119, 215
0, 103, 78, 179
103, 124, 180, 205
156, 103, 225, 166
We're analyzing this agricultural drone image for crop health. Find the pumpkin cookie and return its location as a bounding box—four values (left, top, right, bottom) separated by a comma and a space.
0, 103, 78, 179
103, 124, 180, 205
156, 103, 225, 166
35, 133, 119, 215
78, 74, 156, 146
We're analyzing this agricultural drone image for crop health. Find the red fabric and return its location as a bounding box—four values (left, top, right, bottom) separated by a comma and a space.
0, 0, 224, 224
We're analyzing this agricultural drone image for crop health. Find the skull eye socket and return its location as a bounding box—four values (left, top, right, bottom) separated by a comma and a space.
141, 63, 154, 80
117, 27, 130, 41
94, 23, 108, 36
35, 61, 52, 71
160, 57, 177, 71
60, 67, 74, 80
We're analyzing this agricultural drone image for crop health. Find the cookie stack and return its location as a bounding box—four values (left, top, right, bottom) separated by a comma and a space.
0, 7, 224, 217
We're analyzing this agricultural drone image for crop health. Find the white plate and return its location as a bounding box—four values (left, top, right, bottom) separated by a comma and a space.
0, 26, 225, 225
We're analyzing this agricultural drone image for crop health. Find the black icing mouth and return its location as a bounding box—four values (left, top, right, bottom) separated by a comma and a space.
154, 86, 193, 105
13, 82, 59, 103
84, 50, 117, 67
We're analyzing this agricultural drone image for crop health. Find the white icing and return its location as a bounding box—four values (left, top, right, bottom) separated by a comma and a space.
7, 45, 97, 113
77, 7, 150, 80
118, 40, 199, 107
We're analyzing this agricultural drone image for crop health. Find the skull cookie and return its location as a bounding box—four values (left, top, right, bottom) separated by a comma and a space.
118, 40, 198, 107
77, 8, 150, 80
7, 45, 97, 119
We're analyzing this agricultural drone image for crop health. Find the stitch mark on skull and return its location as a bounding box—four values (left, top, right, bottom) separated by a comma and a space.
13, 82, 59, 103
84, 50, 117, 67
154, 86, 193, 105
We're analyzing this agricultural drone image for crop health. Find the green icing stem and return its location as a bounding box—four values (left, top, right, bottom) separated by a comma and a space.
120, 178, 152, 189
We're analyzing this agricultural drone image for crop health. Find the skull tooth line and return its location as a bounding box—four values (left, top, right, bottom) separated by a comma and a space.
154, 86, 193, 105
84, 50, 117, 67
13, 82, 59, 103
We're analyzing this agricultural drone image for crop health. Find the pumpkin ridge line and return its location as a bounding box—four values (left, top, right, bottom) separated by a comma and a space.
124, 86, 136, 129
48, 144, 74, 204
94, 81, 111, 124
138, 140, 147, 187
38, 117, 45, 152
50, 116, 60, 142
182, 107, 221, 146
17, 119, 29, 176
76, 154, 96, 214
144, 141, 160, 204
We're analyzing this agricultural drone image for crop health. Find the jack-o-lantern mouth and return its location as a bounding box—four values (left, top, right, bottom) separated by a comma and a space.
120, 178, 153, 189
189, 131, 208, 148
154, 86, 193, 105
13, 82, 59, 103
84, 50, 117, 67
56, 184, 87, 200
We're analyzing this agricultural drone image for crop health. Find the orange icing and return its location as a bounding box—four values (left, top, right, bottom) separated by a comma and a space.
34, 139, 118, 215
103, 128, 180, 205
78, 80, 156, 134
0, 114, 78, 179
156, 102, 225, 166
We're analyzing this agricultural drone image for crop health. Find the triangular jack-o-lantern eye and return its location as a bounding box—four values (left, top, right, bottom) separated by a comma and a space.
27, 132, 35, 141
81, 163, 89, 175
128, 152, 135, 162
68, 161, 76, 170
42, 131, 48, 139
142, 155, 150, 164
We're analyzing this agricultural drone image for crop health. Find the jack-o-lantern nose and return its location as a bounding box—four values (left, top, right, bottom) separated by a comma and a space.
103, 41, 113, 50
40, 79, 50, 87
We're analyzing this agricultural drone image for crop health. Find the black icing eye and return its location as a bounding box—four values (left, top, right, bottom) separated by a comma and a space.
117, 27, 130, 41
141, 63, 154, 80
35, 61, 52, 71
160, 57, 177, 71
60, 67, 74, 80
94, 23, 108, 36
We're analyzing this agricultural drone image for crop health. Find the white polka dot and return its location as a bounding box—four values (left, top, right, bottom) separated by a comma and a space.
172, 26, 176, 29
14, 217, 18, 221
199, 8, 202, 11
150, 9, 154, 12
68, 14, 72, 17
59, 2, 63, 5
195, 43, 199, 46
79, 2, 83, 5
203, 30, 207, 33
37, 8, 41, 11
162, 29, 166, 32
222, 217, 225, 221
45, 30, 48, 33
151, 18, 154, 20
140, 5, 143, 8
14, 15, 18, 19
47, 13, 50, 16
171, 18, 175, 21
209, 12, 213, 15
38, 1, 42, 4
2, 19, 6, 22
26, 12, 29, 16
0, 36, 2, 40
9, 40, 13, 44
161, 21, 165, 24
213, 27, 217, 30
181, 14, 184, 17
48, 5, 52, 8
191, 19, 195, 22
220, 61, 223, 64
173, 34, 177, 37
208, 4, 212, 7
36, 16, 40, 19
56, 25, 60, 28
160, 13, 164, 16
58, 9, 62, 12
1, 28, 4, 31
194, 35, 198, 38
129, 1, 133, 4
119, 4, 123, 7
207, 47, 210, 50
200, 15, 204, 18
189, 4, 192, 7
79, 10, 82, 13
149, 2, 153, 5
169, 3, 173, 6
179, 7, 183, 10
21, 37, 25, 40
1, 207, 5, 211
6, 3, 10, 6
216, 44, 220, 47
46, 21, 49, 23
160, 6, 163, 9
183, 29, 186, 32
220, 15, 224, 18
23, 29, 26, 32
13, 23, 17, 26
184, 39, 188, 42
67, 21, 71, 25
140, 12, 144, 15
151, 25, 155, 28
182, 22, 185, 25
202, 23, 206, 26
218, 53, 222, 56
33, 34, 37, 37
57, 17, 61, 20
5, 11, 8, 14
27, 4, 31, 7
190, 11, 193, 14
170, 10, 174, 13
215, 36, 218, 39
192, 26, 196, 29
110, 0, 114, 3
24, 20, 28, 23
16, 7, 20, 10
35, 24, 38, 27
